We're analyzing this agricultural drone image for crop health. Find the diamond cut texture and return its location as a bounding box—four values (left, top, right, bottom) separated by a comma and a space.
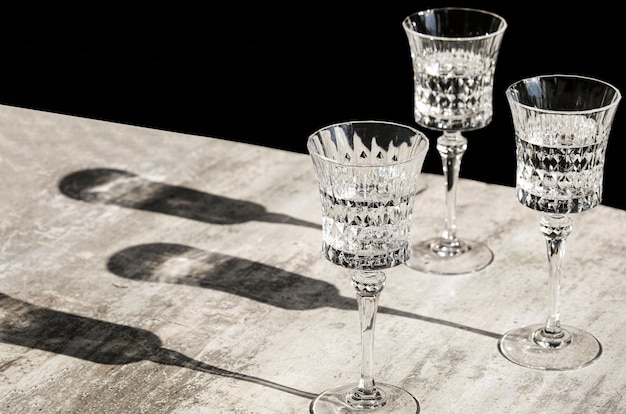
403, 9, 507, 131
308, 121, 428, 270
516, 134, 605, 214
507, 76, 621, 215
412, 49, 495, 130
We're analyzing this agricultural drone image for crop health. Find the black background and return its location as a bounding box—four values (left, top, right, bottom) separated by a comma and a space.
1, 3, 624, 209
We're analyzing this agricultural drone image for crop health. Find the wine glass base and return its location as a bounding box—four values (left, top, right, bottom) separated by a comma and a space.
498, 323, 602, 370
406, 237, 494, 275
310, 382, 419, 413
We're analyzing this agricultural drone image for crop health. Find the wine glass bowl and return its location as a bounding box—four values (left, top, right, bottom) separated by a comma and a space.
499, 74, 621, 370
402, 8, 507, 275
308, 121, 428, 413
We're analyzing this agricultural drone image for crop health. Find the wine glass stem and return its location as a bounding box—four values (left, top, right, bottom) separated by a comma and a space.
539, 215, 572, 339
437, 131, 467, 242
351, 270, 386, 401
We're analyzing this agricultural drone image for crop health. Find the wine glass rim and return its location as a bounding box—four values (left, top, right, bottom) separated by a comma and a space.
307, 119, 429, 166
506, 73, 622, 114
402, 7, 507, 41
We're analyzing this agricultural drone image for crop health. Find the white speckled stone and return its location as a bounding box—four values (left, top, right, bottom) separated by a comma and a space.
0, 105, 625, 413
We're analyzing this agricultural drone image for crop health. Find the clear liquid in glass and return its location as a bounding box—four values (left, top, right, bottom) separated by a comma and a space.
320, 191, 414, 270
515, 115, 604, 214
413, 49, 493, 130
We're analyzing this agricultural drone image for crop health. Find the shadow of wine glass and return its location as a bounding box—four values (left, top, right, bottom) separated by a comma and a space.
58, 168, 320, 229
0, 292, 316, 399
107, 243, 501, 339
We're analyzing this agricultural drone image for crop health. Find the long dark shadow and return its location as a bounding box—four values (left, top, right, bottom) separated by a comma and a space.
0, 292, 316, 399
58, 168, 320, 230
107, 243, 501, 339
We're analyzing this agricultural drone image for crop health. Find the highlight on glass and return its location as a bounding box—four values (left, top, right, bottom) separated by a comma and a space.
402, 7, 507, 275
308, 120, 428, 413
499, 74, 621, 370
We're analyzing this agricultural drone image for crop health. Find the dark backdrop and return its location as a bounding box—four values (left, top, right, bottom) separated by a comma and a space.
1, 3, 624, 209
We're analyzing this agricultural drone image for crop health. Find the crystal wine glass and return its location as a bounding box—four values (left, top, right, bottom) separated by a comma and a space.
402, 8, 507, 275
308, 121, 429, 413
499, 74, 621, 370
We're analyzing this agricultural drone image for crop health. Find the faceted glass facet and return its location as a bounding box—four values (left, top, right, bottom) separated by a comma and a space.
308, 121, 429, 270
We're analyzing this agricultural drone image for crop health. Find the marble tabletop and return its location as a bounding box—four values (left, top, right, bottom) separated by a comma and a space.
0, 104, 624, 413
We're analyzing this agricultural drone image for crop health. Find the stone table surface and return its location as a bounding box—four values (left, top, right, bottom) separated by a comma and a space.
0, 104, 625, 413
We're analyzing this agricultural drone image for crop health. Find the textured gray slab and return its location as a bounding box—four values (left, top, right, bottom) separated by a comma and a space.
0, 105, 624, 413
